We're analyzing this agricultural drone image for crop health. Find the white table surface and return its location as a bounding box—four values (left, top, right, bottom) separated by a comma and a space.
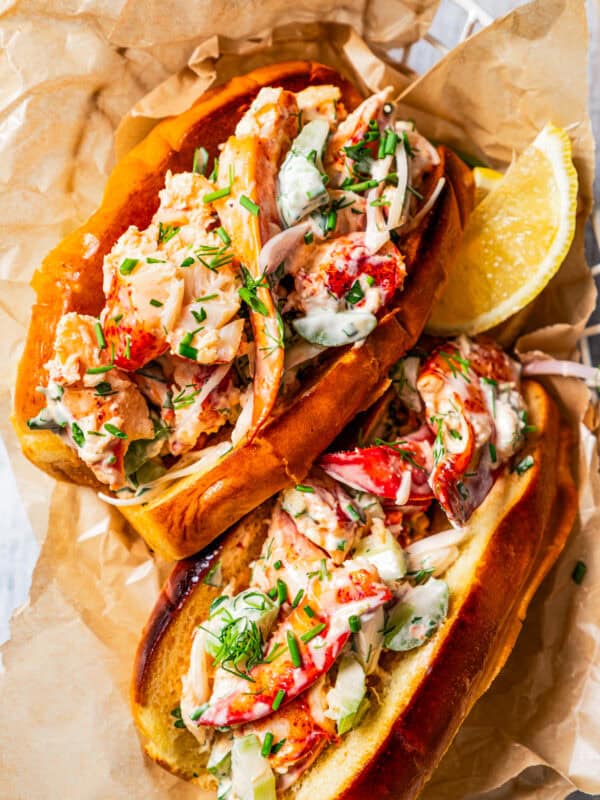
1, 1, 599, 797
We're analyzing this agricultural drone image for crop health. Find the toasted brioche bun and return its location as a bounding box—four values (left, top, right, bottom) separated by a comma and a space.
13, 61, 472, 559
131, 380, 577, 798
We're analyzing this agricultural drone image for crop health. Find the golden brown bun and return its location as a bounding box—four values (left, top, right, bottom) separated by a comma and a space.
131, 380, 577, 798
13, 61, 471, 559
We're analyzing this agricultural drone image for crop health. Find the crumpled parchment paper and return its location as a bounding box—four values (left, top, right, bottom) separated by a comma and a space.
0, 0, 598, 798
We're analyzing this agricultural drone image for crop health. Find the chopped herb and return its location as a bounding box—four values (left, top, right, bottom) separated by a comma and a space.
209, 595, 229, 615
170, 706, 182, 719
71, 422, 85, 447
104, 423, 127, 438
300, 623, 326, 643
149, 298, 163, 307
343, 178, 380, 193
239, 265, 269, 316
113, 313, 123, 324
373, 438, 427, 472
291, 589, 304, 608
489, 442, 497, 462
124, 334, 131, 361
209, 157, 219, 182
162, 392, 174, 410
272, 689, 286, 711
457, 481, 469, 500
273, 560, 283, 570
514, 454, 534, 475
94, 321, 106, 349
276, 578, 288, 605
203, 186, 231, 204
346, 504, 360, 522
572, 560, 587, 585
216, 226, 231, 245
94, 381, 115, 397
370, 197, 391, 207
146, 257, 166, 264
192, 146, 209, 175
267, 586, 278, 601
196, 293, 218, 302
264, 642, 286, 663
173, 719, 186, 729
239, 195, 260, 216
365, 275, 375, 287
180, 256, 195, 268
304, 231, 313, 245
449, 429, 462, 440
86, 363, 114, 375
261, 732, 274, 757
408, 567, 434, 585
190, 704, 208, 721
179, 342, 198, 360
303, 605, 315, 618
346, 280, 364, 305
87, 430, 105, 437
336, 540, 346, 552
401, 131, 415, 157
432, 418, 445, 465
286, 631, 302, 668
325, 208, 337, 232
157, 222, 180, 243
119, 257, 139, 276
271, 738, 287, 755
439, 350, 471, 381
295, 484, 315, 493
384, 130, 399, 157
348, 615, 361, 633
211, 614, 263, 681
192, 307, 207, 324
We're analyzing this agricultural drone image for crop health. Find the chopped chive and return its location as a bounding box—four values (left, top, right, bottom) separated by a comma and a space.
514, 455, 534, 475
261, 732, 274, 757
124, 334, 131, 361
286, 631, 302, 668
489, 442, 497, 462
346, 504, 360, 522
384, 131, 399, 156
180, 256, 195, 268
163, 391, 173, 410
173, 719, 186, 729
87, 430, 105, 437
191, 307, 207, 324
272, 689, 286, 711
342, 178, 379, 193
276, 578, 288, 605
71, 422, 85, 448
149, 298, 163, 307
94, 321, 106, 349
273, 560, 283, 570
303, 605, 315, 618
192, 146, 209, 175
94, 381, 114, 397
271, 738, 286, 755
119, 257, 139, 276
170, 706, 182, 718
203, 186, 231, 203
572, 560, 587, 585
216, 226, 231, 245
345, 280, 364, 305
291, 589, 304, 608
300, 623, 326, 644
264, 642, 285, 663
146, 257, 166, 264
178, 342, 198, 360
104, 423, 127, 438
365, 274, 375, 286
348, 615, 361, 633
190, 704, 208, 721
304, 231, 313, 245
239, 195, 260, 216
195, 293, 218, 302
336, 540, 346, 552
157, 222, 180, 243
209, 157, 219, 182
86, 364, 114, 375
295, 484, 315, 493
325, 209, 337, 232
267, 587, 278, 600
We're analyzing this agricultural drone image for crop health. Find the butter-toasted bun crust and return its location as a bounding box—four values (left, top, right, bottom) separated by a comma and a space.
131, 380, 577, 798
13, 61, 471, 559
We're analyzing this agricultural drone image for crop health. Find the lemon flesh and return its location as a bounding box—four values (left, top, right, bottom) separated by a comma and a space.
428, 124, 578, 336
473, 167, 503, 205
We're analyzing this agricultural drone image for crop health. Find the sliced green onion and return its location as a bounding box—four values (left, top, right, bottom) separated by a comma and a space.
489, 442, 497, 462
295, 484, 315, 493
273, 560, 283, 570
86, 364, 114, 375
300, 623, 326, 643
146, 257, 166, 264
149, 298, 163, 307
216, 226, 231, 245
286, 631, 302, 668
348, 615, 361, 633
384, 131, 399, 156
191, 307, 207, 324
104, 423, 127, 439
261, 732, 274, 757
325, 209, 337, 232
239, 195, 260, 216
203, 186, 231, 204
303, 605, 315, 619
71, 422, 85, 448
291, 589, 304, 608
345, 281, 364, 305
94, 321, 106, 349
190, 704, 208, 721
342, 178, 379, 193
276, 578, 288, 605
304, 231, 314, 245
272, 689, 286, 711
119, 258, 139, 276
178, 342, 198, 360
514, 455, 534, 475
180, 256, 195, 268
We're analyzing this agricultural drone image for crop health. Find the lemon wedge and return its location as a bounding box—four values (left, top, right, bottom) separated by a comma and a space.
473, 166, 503, 205
428, 124, 578, 336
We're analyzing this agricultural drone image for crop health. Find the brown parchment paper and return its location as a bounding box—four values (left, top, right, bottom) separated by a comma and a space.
0, 1, 599, 798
